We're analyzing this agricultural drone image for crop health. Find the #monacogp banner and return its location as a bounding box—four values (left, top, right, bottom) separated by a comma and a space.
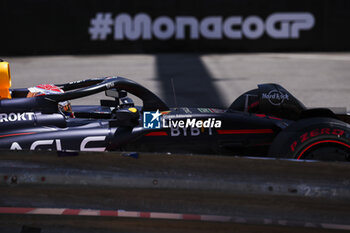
1, 0, 349, 54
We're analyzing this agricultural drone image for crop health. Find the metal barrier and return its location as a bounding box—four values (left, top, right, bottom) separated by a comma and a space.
0, 150, 349, 232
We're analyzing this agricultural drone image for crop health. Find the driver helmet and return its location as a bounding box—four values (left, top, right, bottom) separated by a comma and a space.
27, 84, 74, 118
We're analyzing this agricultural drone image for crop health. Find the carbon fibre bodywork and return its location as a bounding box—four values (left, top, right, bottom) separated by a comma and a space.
0, 76, 348, 158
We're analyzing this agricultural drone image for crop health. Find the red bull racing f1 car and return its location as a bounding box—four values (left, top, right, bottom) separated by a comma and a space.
0, 60, 350, 161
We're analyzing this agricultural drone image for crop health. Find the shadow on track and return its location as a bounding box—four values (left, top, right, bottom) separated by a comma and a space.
155, 54, 225, 108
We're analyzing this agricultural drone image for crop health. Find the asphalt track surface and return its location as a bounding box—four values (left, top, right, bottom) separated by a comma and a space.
5, 53, 350, 109
0, 151, 349, 233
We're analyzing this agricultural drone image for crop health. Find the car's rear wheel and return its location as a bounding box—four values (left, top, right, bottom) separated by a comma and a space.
268, 117, 350, 161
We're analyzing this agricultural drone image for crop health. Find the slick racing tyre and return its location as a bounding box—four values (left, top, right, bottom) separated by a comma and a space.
268, 117, 350, 161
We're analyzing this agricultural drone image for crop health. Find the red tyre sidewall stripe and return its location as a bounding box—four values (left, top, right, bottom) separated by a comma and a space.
297, 140, 350, 160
